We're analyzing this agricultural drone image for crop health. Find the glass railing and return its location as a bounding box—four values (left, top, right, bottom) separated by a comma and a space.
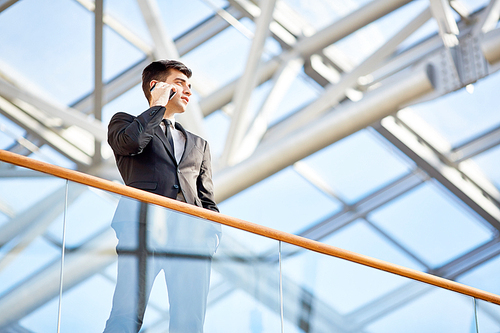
1, 149, 500, 332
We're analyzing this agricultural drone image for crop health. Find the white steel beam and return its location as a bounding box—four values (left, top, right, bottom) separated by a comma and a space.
292, 0, 412, 58
0, 97, 93, 166
71, 5, 237, 114
227, 0, 299, 47
213, 64, 434, 202
0, 122, 44, 158
377, 114, 500, 230
199, 58, 280, 117
0, 0, 17, 13
220, 0, 277, 166
430, 0, 460, 38
235, 55, 304, 163
450, 0, 471, 22
263, 7, 432, 146
451, 124, 500, 162
94, 0, 104, 163
359, 5, 487, 91
473, 0, 500, 35
74, 0, 153, 55
72, 57, 152, 115
430, 0, 462, 83
367, 19, 500, 107
482, 27, 500, 64
360, 34, 443, 90
0, 78, 106, 143
72, 5, 239, 115
203, 0, 254, 39
136, 0, 178, 58
176, 6, 243, 55
396, 110, 500, 203
199, 0, 413, 116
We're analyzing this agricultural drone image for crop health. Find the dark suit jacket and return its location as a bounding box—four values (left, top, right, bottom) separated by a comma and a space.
107, 105, 219, 213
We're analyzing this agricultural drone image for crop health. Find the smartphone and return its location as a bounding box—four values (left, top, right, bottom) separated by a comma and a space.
150, 84, 176, 100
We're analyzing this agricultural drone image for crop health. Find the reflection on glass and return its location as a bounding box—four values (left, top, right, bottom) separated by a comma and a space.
0, 163, 65, 331
475, 298, 500, 332
206, 225, 281, 333
103, 196, 220, 333
369, 181, 493, 268
59, 183, 280, 332
281, 242, 477, 333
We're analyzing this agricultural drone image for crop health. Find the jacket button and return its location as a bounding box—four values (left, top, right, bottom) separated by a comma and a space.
173, 184, 179, 189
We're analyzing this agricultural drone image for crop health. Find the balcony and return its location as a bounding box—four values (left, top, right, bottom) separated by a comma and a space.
1, 149, 500, 332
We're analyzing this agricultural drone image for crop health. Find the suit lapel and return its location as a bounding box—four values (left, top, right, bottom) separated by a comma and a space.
155, 126, 176, 163
176, 122, 194, 165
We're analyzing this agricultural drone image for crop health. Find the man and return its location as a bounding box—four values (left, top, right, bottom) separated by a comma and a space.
104, 59, 221, 333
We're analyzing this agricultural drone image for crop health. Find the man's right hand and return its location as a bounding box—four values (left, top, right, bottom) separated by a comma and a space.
150, 81, 176, 107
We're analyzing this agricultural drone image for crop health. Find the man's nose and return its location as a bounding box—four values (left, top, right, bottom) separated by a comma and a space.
184, 86, 192, 96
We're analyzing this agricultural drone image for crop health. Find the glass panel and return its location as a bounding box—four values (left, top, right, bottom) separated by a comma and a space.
408, 70, 500, 148
0, 162, 65, 331
59, 182, 281, 332
459, 255, 500, 297
369, 181, 493, 268
335, 1, 429, 65
0, 114, 26, 150
282, 0, 374, 31
183, 24, 251, 93
219, 166, 341, 237
0, 0, 94, 105
269, 71, 322, 126
321, 219, 427, 271
281, 242, 478, 333
475, 299, 500, 333
28, 145, 77, 170
160, 0, 228, 40
302, 129, 414, 204
206, 226, 281, 333
472, 145, 500, 190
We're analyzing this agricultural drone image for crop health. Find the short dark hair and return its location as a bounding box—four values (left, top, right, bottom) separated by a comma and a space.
141, 59, 192, 103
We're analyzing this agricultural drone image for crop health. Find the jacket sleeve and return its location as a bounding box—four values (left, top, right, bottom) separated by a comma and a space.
197, 141, 219, 213
108, 106, 165, 156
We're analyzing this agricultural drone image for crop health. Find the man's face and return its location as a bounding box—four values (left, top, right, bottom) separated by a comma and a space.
164, 69, 192, 114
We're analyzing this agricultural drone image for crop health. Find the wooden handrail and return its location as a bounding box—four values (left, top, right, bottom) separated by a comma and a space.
1, 148, 500, 305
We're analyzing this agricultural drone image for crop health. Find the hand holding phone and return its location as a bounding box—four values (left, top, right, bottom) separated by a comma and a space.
150, 82, 176, 106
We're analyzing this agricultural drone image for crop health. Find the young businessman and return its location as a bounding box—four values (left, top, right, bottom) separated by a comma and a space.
105, 60, 221, 333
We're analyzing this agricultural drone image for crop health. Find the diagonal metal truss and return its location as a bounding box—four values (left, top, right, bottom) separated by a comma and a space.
1, 0, 500, 331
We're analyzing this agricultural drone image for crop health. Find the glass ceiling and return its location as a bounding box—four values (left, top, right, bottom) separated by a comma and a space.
1, 0, 500, 331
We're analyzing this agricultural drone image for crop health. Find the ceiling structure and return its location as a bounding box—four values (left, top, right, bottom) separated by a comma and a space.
1, 0, 500, 332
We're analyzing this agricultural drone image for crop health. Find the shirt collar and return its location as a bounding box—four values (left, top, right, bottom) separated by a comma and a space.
161, 117, 176, 128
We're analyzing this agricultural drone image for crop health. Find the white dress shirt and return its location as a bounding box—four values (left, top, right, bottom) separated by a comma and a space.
159, 118, 186, 164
